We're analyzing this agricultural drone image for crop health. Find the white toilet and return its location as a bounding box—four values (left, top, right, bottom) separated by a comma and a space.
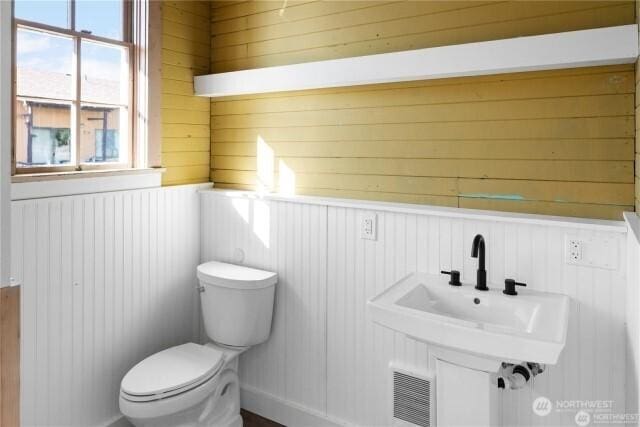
119, 261, 277, 427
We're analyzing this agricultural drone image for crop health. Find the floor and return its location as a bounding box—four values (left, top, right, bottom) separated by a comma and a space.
241, 409, 284, 427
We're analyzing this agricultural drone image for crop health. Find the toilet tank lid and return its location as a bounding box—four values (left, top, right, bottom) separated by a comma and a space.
197, 261, 277, 289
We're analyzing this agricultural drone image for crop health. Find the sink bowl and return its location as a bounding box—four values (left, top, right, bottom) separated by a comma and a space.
368, 272, 570, 364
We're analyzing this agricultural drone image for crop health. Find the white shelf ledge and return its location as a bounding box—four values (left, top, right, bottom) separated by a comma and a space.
195, 24, 638, 98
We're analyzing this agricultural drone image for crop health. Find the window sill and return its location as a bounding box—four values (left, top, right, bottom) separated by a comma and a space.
11, 167, 165, 200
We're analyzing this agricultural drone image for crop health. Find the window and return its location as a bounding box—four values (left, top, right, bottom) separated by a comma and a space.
13, 0, 132, 173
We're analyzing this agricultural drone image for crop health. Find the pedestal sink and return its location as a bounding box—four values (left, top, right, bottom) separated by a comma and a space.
368, 272, 570, 426
368, 272, 570, 364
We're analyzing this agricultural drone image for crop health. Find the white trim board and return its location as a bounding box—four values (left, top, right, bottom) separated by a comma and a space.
625, 212, 640, 245
0, 0, 12, 287
195, 25, 638, 98
11, 169, 164, 201
201, 188, 628, 233
12, 179, 212, 202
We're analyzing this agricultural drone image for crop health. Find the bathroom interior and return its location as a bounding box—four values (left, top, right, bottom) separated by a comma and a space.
1, 0, 640, 426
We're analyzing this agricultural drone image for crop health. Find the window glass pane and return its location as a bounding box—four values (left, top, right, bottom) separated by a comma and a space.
76, 0, 123, 40
81, 41, 128, 105
15, 0, 70, 28
15, 99, 72, 168
16, 28, 74, 100
80, 105, 127, 164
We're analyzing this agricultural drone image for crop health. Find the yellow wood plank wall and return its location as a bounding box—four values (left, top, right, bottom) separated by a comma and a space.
636, 0, 640, 211
161, 1, 211, 186
210, 1, 636, 219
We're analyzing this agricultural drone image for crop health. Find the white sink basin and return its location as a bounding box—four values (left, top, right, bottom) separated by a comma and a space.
368, 272, 570, 364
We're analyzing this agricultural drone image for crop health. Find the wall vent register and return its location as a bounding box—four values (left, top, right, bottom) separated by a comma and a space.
392, 369, 435, 427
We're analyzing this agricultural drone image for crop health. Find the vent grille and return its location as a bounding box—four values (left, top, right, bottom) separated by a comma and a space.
393, 371, 432, 427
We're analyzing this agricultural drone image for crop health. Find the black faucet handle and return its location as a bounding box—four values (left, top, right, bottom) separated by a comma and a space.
503, 279, 526, 296
441, 270, 462, 286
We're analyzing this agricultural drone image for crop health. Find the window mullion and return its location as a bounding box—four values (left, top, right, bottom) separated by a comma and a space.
69, 0, 75, 31
73, 35, 80, 170
71, 0, 78, 169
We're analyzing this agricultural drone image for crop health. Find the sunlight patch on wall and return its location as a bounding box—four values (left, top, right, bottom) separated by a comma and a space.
253, 200, 270, 248
231, 197, 271, 248
279, 159, 296, 196
232, 198, 250, 224
256, 135, 274, 193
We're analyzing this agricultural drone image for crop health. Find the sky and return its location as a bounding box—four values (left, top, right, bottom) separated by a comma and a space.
15, 0, 127, 102
15, 0, 122, 40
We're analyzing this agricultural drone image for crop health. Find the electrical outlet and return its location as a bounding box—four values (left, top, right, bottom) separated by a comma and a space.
565, 234, 617, 270
361, 212, 377, 240
568, 239, 582, 262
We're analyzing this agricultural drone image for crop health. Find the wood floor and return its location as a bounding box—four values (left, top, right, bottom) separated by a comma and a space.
241, 409, 284, 427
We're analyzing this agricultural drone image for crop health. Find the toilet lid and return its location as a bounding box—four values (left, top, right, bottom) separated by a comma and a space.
121, 343, 224, 398
197, 261, 277, 289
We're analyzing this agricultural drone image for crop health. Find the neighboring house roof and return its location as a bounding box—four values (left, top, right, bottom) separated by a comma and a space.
17, 68, 122, 105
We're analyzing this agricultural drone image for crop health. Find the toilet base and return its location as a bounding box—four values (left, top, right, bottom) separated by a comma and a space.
121, 345, 243, 427
126, 410, 242, 427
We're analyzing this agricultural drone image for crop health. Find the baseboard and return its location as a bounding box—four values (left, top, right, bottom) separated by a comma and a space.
104, 414, 133, 427
241, 385, 350, 427
104, 387, 346, 427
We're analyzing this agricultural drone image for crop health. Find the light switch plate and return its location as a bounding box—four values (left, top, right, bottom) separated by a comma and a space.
565, 234, 617, 270
361, 212, 377, 240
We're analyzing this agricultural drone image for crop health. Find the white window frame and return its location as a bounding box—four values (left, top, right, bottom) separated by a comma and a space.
0, 0, 12, 286
9, 0, 163, 197
13, 0, 134, 173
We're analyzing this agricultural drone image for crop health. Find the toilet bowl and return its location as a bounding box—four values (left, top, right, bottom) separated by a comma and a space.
119, 261, 277, 427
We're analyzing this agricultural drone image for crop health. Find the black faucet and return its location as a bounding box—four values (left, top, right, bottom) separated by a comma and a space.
503, 279, 526, 296
471, 234, 488, 291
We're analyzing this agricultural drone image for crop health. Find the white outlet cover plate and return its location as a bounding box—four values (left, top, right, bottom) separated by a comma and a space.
567, 239, 582, 261
564, 234, 618, 270
361, 212, 377, 240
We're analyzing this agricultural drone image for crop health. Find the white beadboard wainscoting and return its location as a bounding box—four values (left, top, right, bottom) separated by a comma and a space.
201, 194, 329, 414
201, 189, 630, 427
625, 212, 640, 417
12, 184, 205, 427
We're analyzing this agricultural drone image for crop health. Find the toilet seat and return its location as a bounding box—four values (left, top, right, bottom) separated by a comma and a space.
121, 343, 224, 403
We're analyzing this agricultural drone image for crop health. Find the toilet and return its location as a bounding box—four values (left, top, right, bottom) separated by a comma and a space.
119, 261, 277, 427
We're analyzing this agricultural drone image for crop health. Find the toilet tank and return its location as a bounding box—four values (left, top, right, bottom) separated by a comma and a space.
197, 261, 277, 347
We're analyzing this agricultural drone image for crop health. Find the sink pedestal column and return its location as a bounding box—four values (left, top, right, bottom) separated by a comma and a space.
431, 348, 503, 427
435, 359, 501, 426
